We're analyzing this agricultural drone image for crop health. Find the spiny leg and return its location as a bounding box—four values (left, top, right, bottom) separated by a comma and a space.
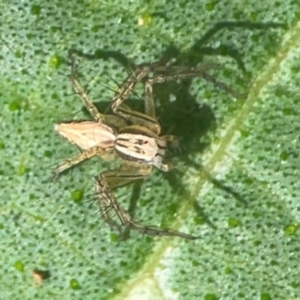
145, 64, 244, 99
110, 63, 162, 134
142, 64, 220, 128
95, 168, 199, 240
111, 63, 156, 114
52, 147, 107, 180
110, 63, 189, 115
123, 217, 199, 240
201, 72, 246, 99
110, 63, 220, 113
69, 54, 106, 122
69, 54, 128, 128
111, 62, 237, 133
110, 62, 198, 134
111, 63, 224, 133
105, 64, 159, 134
95, 167, 151, 233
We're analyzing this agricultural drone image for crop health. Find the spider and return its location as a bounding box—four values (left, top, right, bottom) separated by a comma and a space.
53, 56, 228, 239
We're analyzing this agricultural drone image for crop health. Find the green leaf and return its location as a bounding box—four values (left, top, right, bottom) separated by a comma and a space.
1, 1, 299, 299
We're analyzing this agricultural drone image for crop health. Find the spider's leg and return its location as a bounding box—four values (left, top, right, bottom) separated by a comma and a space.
111, 62, 166, 134
111, 63, 155, 114
201, 72, 246, 99
146, 64, 245, 99
95, 167, 199, 240
95, 166, 151, 233
96, 186, 122, 234
113, 63, 212, 112
125, 218, 199, 240
111, 63, 160, 133
133, 64, 219, 129
112, 63, 225, 133
141, 65, 220, 123
69, 54, 106, 122
51, 146, 107, 181
69, 55, 127, 128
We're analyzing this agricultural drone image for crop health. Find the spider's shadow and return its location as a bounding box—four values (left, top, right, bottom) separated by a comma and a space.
68, 21, 284, 235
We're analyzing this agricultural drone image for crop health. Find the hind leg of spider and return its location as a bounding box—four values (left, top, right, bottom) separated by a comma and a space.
95, 167, 199, 240
95, 165, 152, 231
145, 63, 245, 99
110, 63, 220, 133
111, 63, 225, 132
111, 62, 221, 114
109, 63, 163, 134
110, 62, 161, 115
124, 217, 199, 240
110, 63, 203, 131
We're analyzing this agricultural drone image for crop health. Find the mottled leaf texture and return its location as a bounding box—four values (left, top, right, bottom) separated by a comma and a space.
0, 1, 300, 300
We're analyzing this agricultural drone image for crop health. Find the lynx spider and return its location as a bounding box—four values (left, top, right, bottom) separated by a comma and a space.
54, 56, 225, 239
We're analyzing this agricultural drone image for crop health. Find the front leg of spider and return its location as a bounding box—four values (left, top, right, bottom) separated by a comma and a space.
51, 146, 107, 181
52, 59, 127, 181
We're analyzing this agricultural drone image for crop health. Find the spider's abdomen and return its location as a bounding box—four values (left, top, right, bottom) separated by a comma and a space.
55, 121, 116, 150
115, 133, 166, 165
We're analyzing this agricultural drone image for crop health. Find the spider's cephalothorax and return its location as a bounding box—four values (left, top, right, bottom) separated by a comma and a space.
53, 58, 223, 239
